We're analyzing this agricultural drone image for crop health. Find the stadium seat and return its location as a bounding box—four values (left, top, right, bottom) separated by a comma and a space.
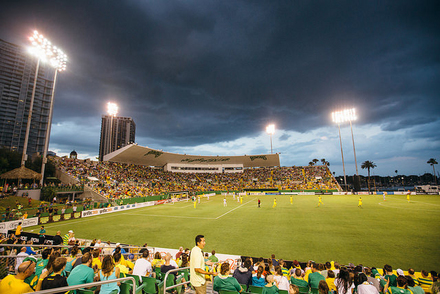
279, 290, 289, 294
77, 289, 94, 294
126, 273, 148, 292
141, 276, 159, 294
248, 285, 264, 294
240, 284, 248, 292
310, 288, 319, 294
120, 279, 144, 294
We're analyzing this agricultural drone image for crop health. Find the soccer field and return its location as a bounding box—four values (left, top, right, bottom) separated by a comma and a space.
29, 194, 440, 270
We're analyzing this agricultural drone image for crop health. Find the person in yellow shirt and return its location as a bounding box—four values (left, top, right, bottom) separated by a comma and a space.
317, 196, 324, 207
15, 222, 23, 237
290, 195, 293, 205
358, 197, 363, 208
92, 249, 102, 269
0, 260, 35, 293
273, 198, 277, 208
326, 270, 337, 293
114, 252, 130, 276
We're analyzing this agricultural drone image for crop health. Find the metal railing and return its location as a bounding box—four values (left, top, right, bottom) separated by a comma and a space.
162, 266, 191, 294
32, 276, 136, 294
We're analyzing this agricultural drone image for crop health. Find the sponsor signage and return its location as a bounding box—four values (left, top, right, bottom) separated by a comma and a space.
81, 203, 141, 218
299, 192, 315, 195
281, 192, 299, 195
0, 217, 39, 234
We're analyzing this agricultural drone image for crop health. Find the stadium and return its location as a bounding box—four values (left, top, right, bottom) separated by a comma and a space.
1, 142, 439, 293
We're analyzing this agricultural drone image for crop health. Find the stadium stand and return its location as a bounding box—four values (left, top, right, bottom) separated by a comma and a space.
55, 157, 340, 201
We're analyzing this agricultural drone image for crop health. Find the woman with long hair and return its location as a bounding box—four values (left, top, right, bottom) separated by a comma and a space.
334, 268, 354, 294
274, 265, 289, 291
99, 255, 120, 294
213, 262, 243, 292
65, 246, 80, 273
252, 265, 267, 287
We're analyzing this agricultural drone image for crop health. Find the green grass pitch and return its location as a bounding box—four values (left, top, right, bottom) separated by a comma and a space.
28, 194, 440, 270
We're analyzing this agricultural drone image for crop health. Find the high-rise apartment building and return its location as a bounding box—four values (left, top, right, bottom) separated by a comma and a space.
0, 38, 56, 156
99, 115, 136, 161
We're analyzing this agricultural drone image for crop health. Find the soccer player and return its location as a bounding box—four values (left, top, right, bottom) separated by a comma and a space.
406, 190, 410, 203
358, 197, 363, 208
240, 195, 243, 204
383, 191, 387, 201
290, 195, 293, 205
317, 196, 324, 207
198, 196, 201, 204
194, 198, 197, 209
223, 197, 227, 207
273, 198, 277, 208
258, 199, 261, 208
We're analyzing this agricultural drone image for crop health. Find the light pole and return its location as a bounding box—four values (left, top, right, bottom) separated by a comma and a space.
106, 102, 118, 157
332, 108, 359, 190
21, 31, 54, 166
40, 43, 68, 185
332, 111, 347, 189
266, 124, 275, 154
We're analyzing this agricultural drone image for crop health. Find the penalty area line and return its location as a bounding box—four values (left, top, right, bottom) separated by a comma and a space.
215, 198, 254, 219
124, 213, 215, 220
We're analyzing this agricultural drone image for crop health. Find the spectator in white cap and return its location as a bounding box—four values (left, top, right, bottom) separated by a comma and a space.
396, 269, 405, 276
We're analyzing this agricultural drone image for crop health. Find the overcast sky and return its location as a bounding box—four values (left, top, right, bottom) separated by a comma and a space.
1, 1, 439, 177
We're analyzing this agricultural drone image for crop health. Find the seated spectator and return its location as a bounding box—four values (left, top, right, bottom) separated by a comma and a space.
65, 246, 80, 273
151, 252, 163, 268
384, 275, 412, 294
364, 267, 381, 293
291, 268, 308, 288
274, 265, 289, 291
112, 243, 126, 255
133, 249, 153, 279
92, 249, 102, 270
99, 255, 120, 294
408, 269, 420, 286
357, 273, 379, 294
252, 265, 267, 287
213, 262, 242, 293
308, 262, 325, 291
318, 280, 330, 294
208, 250, 219, 263
290, 284, 299, 294
0, 260, 35, 293
326, 270, 337, 293
419, 270, 433, 293
114, 252, 130, 276
35, 248, 51, 278
37, 257, 68, 293
405, 276, 424, 294
175, 247, 184, 260
161, 253, 177, 281
43, 251, 61, 276
383, 264, 397, 288
263, 275, 279, 294
52, 231, 63, 246
335, 268, 355, 294
321, 262, 332, 278
15, 247, 29, 272
233, 258, 253, 289
67, 252, 96, 289
25, 241, 36, 255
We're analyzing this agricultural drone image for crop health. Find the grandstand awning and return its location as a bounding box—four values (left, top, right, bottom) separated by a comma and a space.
103, 144, 280, 168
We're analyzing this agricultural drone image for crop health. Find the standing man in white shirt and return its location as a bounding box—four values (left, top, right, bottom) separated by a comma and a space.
190, 235, 217, 294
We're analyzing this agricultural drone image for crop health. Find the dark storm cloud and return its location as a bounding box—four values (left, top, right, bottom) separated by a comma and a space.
1, 1, 439, 153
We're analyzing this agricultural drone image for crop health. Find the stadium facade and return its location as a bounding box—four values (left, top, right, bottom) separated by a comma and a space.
99, 115, 136, 161
0, 38, 56, 156
103, 144, 280, 173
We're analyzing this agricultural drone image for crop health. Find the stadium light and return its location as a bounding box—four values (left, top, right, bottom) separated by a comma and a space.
332, 108, 359, 178
22, 30, 66, 170
332, 111, 347, 189
39, 34, 68, 185
105, 102, 119, 159
266, 124, 275, 154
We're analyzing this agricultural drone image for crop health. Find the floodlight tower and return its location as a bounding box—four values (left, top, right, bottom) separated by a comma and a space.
21, 31, 54, 167
40, 37, 68, 186
266, 124, 275, 154
106, 102, 118, 157
346, 108, 359, 177
332, 111, 347, 189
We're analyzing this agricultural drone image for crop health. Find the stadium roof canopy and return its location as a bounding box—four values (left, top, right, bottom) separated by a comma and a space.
103, 144, 280, 168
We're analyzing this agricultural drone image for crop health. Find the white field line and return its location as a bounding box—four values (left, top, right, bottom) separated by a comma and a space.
123, 213, 214, 220
384, 196, 440, 206
215, 198, 254, 219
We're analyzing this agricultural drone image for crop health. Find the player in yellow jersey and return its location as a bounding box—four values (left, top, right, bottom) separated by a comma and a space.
240, 195, 243, 204
406, 190, 410, 203
317, 196, 323, 207
273, 198, 277, 208
358, 197, 363, 208
290, 195, 293, 204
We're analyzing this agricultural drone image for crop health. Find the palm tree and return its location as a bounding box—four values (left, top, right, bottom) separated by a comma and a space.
427, 158, 438, 184
361, 160, 377, 192
308, 161, 314, 166
312, 159, 319, 165
320, 158, 330, 166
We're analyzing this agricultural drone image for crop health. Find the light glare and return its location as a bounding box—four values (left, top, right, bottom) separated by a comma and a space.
332, 108, 357, 124
266, 124, 275, 135
107, 102, 118, 117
